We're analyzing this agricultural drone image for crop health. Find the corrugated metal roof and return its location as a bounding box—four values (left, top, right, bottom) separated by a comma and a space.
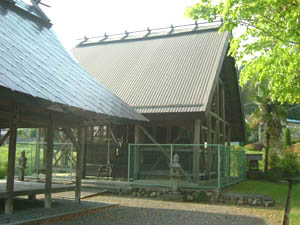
72, 25, 229, 114
0, 1, 147, 122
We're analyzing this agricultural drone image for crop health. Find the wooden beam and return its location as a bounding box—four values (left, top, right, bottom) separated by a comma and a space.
5, 119, 17, 214
75, 127, 85, 203
0, 129, 10, 146
138, 125, 192, 182
44, 125, 54, 208
210, 111, 229, 125
172, 127, 185, 144
61, 128, 80, 150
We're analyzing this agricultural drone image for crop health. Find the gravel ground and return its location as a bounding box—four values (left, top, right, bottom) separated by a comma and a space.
0, 191, 113, 225
44, 193, 283, 225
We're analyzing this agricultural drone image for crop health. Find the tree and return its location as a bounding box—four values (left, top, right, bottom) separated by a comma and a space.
283, 128, 292, 149
185, 0, 300, 104
250, 87, 286, 172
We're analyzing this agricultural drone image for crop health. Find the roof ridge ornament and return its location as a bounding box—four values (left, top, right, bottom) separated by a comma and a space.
77, 21, 223, 43
30, 0, 51, 24
168, 24, 174, 35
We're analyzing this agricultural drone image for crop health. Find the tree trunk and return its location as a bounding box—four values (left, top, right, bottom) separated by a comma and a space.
264, 133, 270, 172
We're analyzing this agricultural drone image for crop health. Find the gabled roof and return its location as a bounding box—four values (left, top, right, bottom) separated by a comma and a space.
0, 0, 146, 123
72, 24, 230, 114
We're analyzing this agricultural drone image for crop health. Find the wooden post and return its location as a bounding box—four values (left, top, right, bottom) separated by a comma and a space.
44, 125, 54, 208
227, 126, 231, 179
216, 82, 221, 144
193, 120, 201, 181
134, 125, 140, 179
219, 82, 226, 144
82, 127, 88, 179
5, 119, 17, 214
107, 126, 111, 170
35, 128, 41, 174
206, 113, 212, 179
75, 127, 85, 203
43, 128, 47, 168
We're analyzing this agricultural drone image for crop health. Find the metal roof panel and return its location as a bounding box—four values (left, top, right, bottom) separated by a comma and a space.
0, 2, 146, 122
72, 27, 229, 114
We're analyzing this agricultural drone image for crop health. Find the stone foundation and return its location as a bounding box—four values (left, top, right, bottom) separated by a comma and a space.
126, 187, 275, 207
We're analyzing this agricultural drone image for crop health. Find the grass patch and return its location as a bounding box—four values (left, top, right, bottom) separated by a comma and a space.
291, 183, 300, 225
0, 143, 75, 179
225, 179, 300, 224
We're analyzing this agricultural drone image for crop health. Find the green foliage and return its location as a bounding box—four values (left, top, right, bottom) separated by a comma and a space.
247, 87, 286, 171
29, 129, 36, 138
269, 150, 281, 170
280, 149, 300, 178
186, 0, 300, 104
283, 128, 292, 149
194, 191, 209, 202
244, 143, 255, 151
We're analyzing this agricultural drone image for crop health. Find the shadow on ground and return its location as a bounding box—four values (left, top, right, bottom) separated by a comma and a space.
0, 198, 112, 225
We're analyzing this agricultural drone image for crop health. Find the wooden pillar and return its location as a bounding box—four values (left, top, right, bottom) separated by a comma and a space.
82, 127, 88, 179
5, 119, 17, 214
216, 82, 220, 144
134, 125, 140, 179
44, 125, 54, 208
35, 128, 41, 174
227, 126, 231, 147
206, 113, 212, 178
222, 83, 226, 144
193, 120, 201, 181
43, 128, 47, 168
107, 126, 111, 167
75, 127, 85, 203
207, 113, 212, 145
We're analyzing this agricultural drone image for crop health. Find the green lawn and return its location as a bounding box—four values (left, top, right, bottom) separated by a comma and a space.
0, 143, 75, 178
225, 180, 300, 225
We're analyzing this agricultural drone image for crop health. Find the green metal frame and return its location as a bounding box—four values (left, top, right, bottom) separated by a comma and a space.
128, 144, 246, 189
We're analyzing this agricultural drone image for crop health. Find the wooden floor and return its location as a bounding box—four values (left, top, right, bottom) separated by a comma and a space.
0, 180, 75, 199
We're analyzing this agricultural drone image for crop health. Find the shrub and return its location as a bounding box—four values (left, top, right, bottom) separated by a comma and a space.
283, 128, 292, 149
194, 191, 209, 202
280, 149, 300, 178
269, 150, 281, 170
244, 143, 255, 151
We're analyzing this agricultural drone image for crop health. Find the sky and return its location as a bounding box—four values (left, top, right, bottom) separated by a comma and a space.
39, 0, 199, 50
